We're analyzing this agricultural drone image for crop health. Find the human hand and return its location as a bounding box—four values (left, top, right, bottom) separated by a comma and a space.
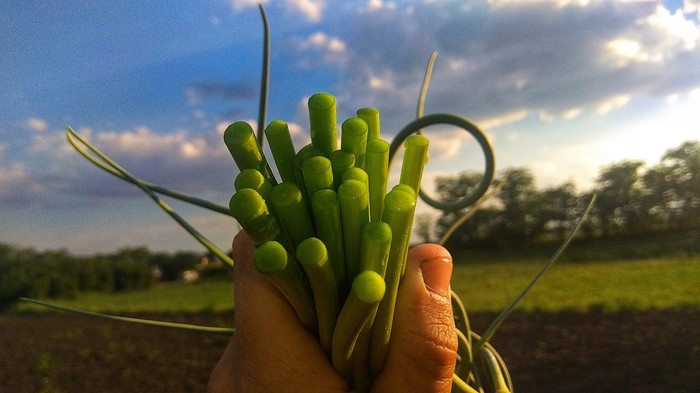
208, 231, 457, 393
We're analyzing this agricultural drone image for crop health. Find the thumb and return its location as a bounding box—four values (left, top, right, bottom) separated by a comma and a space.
371, 244, 457, 393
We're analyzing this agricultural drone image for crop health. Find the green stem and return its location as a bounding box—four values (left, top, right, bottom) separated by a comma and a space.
302, 156, 334, 199
308, 93, 337, 157
338, 179, 370, 286
332, 270, 385, 382
398, 134, 429, 193
270, 182, 316, 249
369, 188, 416, 376
454, 328, 473, 382
224, 121, 275, 184
451, 290, 472, 359
356, 107, 380, 141
340, 167, 368, 185
480, 346, 511, 393
416, 51, 438, 125
228, 188, 281, 246
364, 139, 390, 222
235, 168, 274, 201
296, 237, 340, 356
294, 143, 324, 202
391, 183, 417, 200
359, 221, 392, 276
256, 4, 270, 146
351, 326, 374, 393
254, 240, 317, 333
330, 150, 356, 190
350, 221, 392, 392
452, 374, 480, 393
264, 120, 298, 183
311, 189, 347, 301
341, 118, 368, 168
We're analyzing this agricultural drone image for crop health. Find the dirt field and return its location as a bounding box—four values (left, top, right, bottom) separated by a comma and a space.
1, 310, 698, 393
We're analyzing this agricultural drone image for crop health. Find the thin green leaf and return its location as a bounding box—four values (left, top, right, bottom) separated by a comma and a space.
66, 128, 233, 268
416, 50, 438, 123
472, 195, 597, 355
256, 3, 270, 147
20, 297, 234, 335
65, 129, 231, 215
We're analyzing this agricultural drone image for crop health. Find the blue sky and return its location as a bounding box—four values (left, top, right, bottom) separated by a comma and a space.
1, 0, 699, 254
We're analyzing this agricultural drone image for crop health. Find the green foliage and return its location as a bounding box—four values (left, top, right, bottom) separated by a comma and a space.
435, 139, 700, 250
0, 244, 211, 310
150, 251, 200, 282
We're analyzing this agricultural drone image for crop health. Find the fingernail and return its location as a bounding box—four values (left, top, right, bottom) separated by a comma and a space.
420, 257, 452, 297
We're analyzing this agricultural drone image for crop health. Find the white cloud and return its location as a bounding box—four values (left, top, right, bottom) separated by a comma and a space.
0, 162, 44, 203
488, 0, 598, 9
690, 85, 700, 98
426, 129, 468, 159
25, 117, 49, 132
180, 139, 207, 159
603, 5, 699, 68
286, 0, 325, 22
228, 0, 268, 11
96, 126, 193, 158
684, 0, 700, 13
562, 107, 584, 120
297, 32, 349, 67
535, 106, 584, 122
229, 0, 325, 22
287, 121, 309, 142
595, 94, 631, 115
477, 110, 529, 130
647, 4, 700, 51
366, 0, 397, 11
605, 38, 661, 66
25, 125, 238, 202
300, 32, 347, 53
367, 69, 396, 91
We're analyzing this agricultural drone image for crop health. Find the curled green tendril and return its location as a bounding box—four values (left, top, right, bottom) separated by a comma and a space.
388, 113, 495, 211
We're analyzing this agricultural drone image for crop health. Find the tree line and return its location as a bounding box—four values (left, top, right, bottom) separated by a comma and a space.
429, 140, 700, 250
0, 245, 227, 310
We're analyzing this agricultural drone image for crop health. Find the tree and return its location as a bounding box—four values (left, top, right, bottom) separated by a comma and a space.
414, 213, 434, 244
153, 251, 199, 281
434, 171, 500, 248
493, 167, 541, 246
660, 141, 700, 229
593, 160, 645, 236
536, 181, 582, 242
640, 164, 673, 231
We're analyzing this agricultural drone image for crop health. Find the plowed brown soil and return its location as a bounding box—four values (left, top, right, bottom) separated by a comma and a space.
1, 310, 699, 392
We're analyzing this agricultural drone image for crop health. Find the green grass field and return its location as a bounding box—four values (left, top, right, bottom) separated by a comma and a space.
15, 255, 700, 315
17, 279, 234, 314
